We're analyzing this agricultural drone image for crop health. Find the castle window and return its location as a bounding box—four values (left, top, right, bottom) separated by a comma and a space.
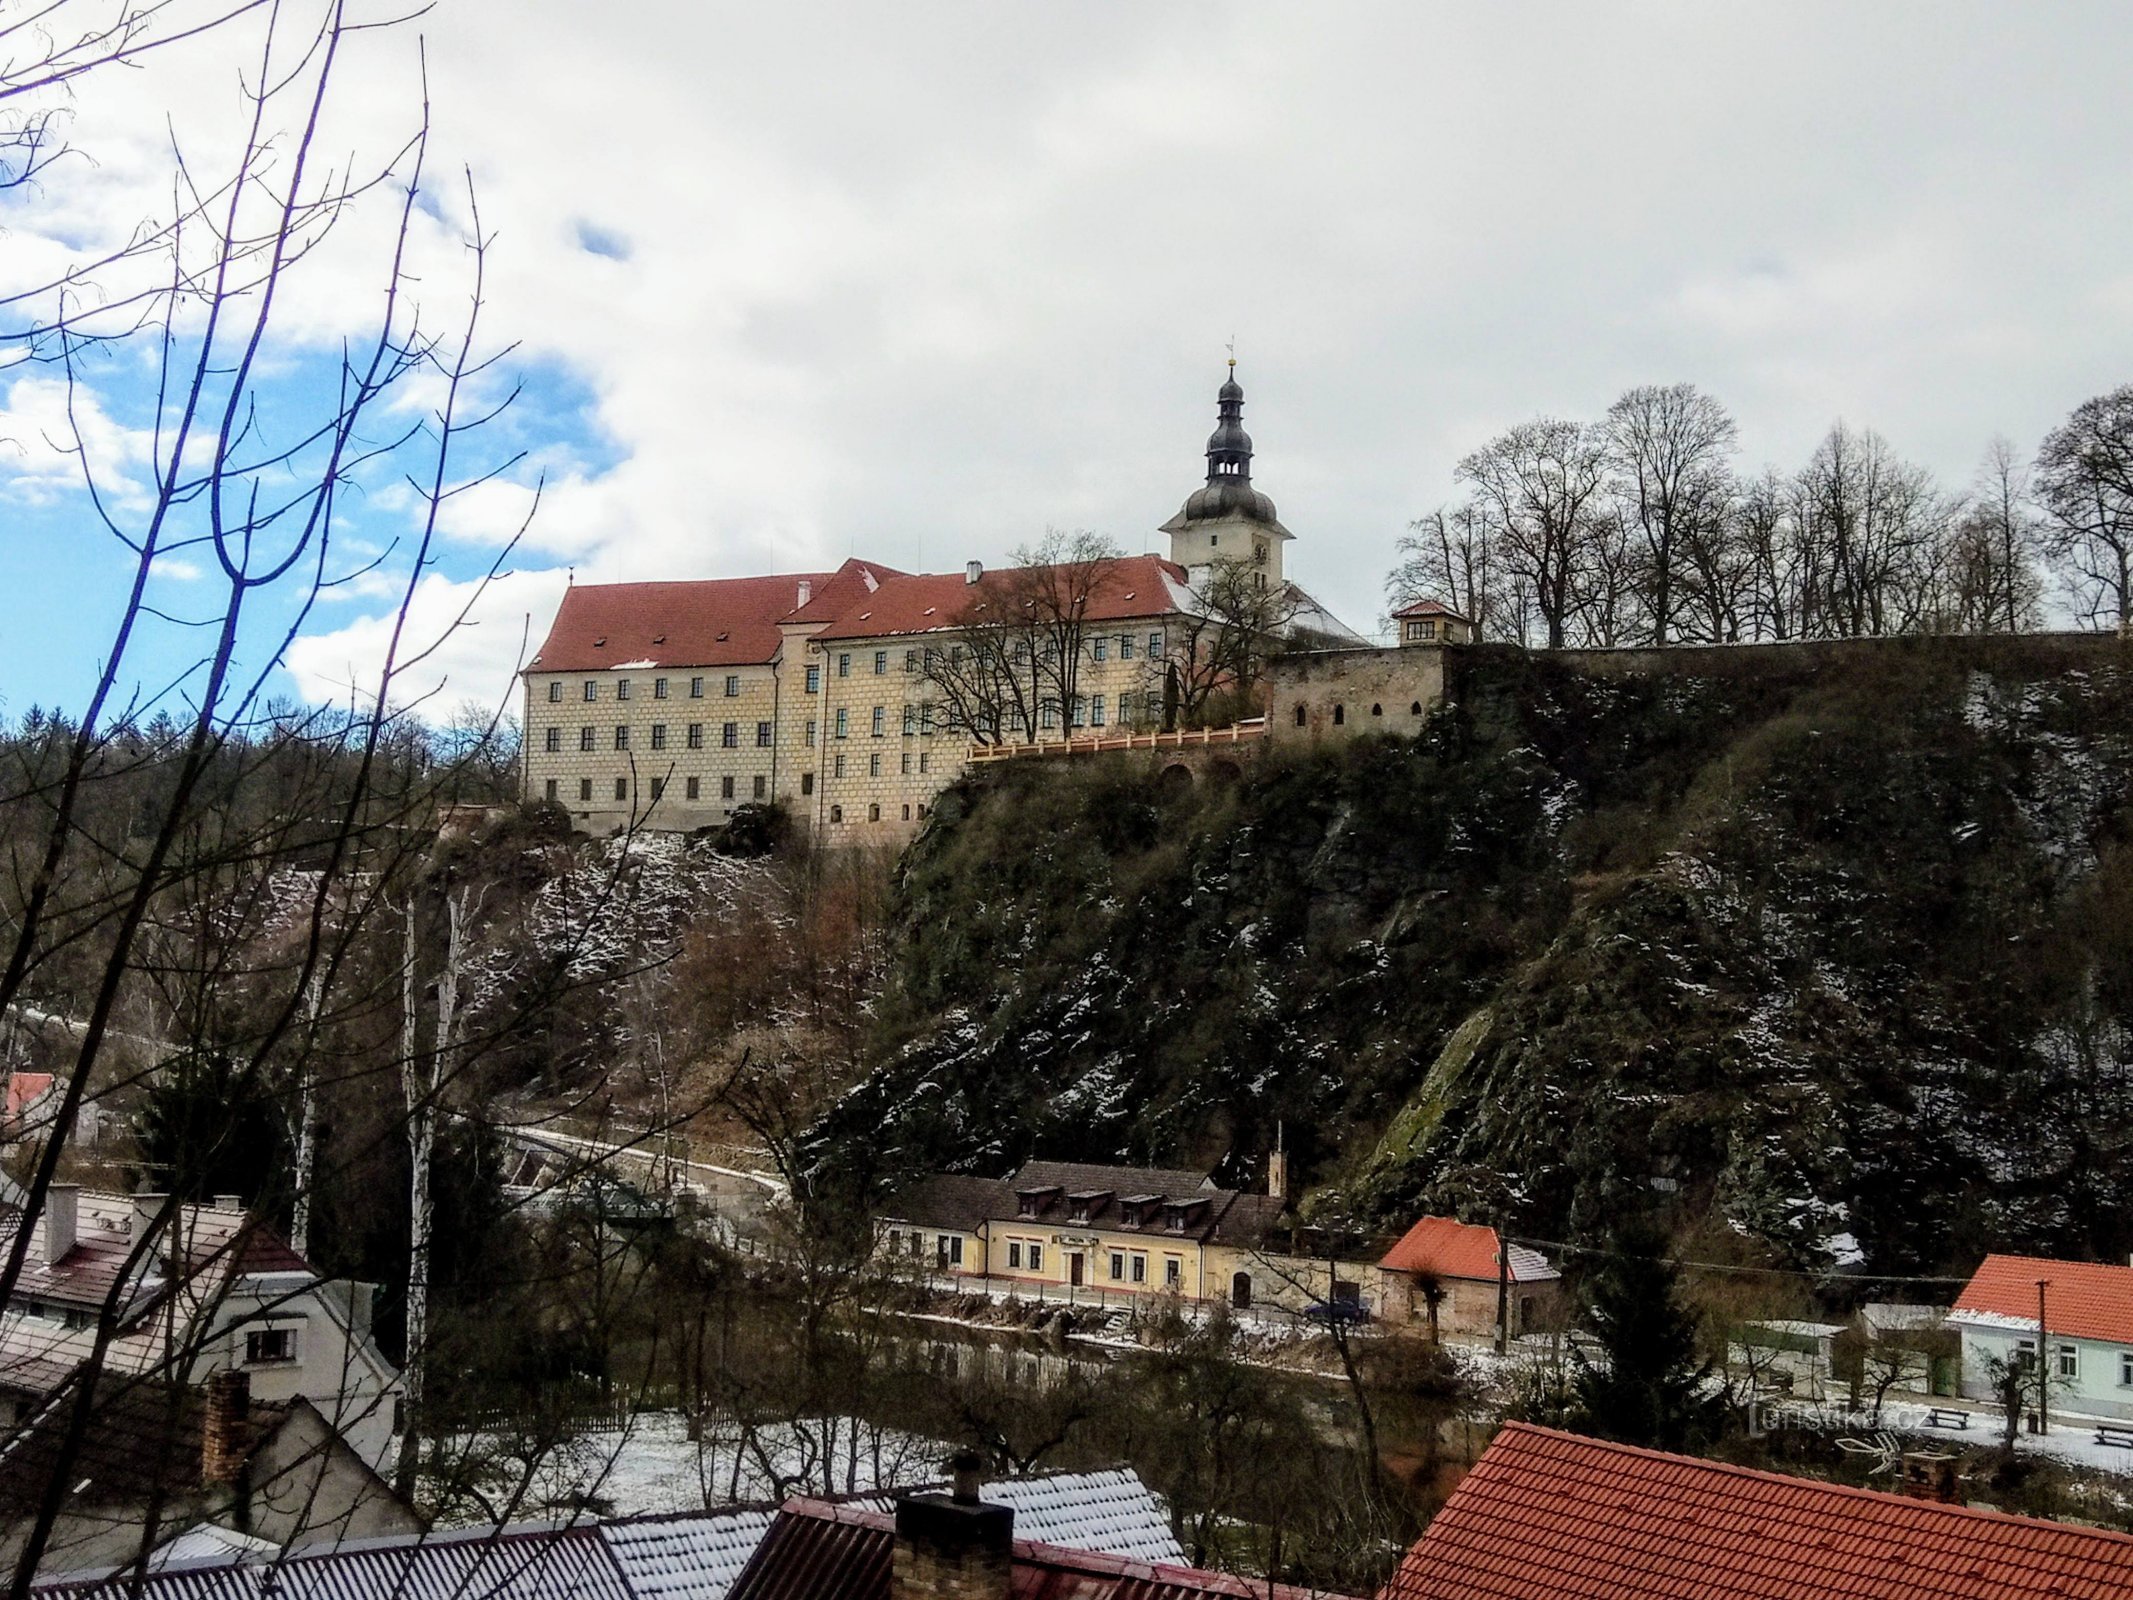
583, 681, 597, 701
871, 705, 885, 737
837, 653, 851, 677
581, 726, 596, 750
900, 753, 911, 775
1120, 635, 1135, 661
579, 778, 592, 802
1371, 704, 1382, 717
868, 803, 881, 822
650, 724, 666, 749
725, 674, 741, 697
544, 779, 557, 801
1091, 694, 1106, 727
1092, 637, 1108, 662
902, 803, 911, 820
917, 804, 927, 818
650, 776, 665, 801
919, 753, 930, 774
1132, 1254, 1147, 1283
904, 705, 917, 736
1165, 1258, 1182, 1287
904, 649, 919, 673
1411, 701, 1423, 715
834, 754, 847, 777
722, 775, 735, 800
1332, 704, 1345, 726
806, 718, 818, 745
874, 650, 888, 675
615, 778, 628, 801
835, 708, 848, 739
801, 772, 814, 795
869, 753, 881, 777
654, 678, 668, 699
1293, 705, 1306, 727
614, 725, 629, 750
545, 727, 560, 752
756, 721, 773, 747
687, 722, 703, 748
691, 676, 705, 697
1148, 632, 1163, 657
805, 664, 820, 693
686, 776, 700, 800
722, 722, 739, 747
547, 682, 562, 702
617, 679, 631, 700
830, 804, 843, 823
920, 703, 934, 735
754, 775, 767, 799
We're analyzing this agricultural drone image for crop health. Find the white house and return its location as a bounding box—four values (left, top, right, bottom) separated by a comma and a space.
1948, 1251, 2133, 1422
0, 1188, 402, 1470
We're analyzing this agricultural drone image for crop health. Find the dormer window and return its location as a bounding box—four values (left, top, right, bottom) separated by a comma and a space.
1066, 1189, 1112, 1225
1117, 1193, 1162, 1228
1015, 1185, 1062, 1219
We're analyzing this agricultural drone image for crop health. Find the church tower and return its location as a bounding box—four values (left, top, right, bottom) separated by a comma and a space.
1161, 361, 1293, 590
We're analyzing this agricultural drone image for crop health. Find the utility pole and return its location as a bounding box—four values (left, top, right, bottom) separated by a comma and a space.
2037, 1278, 2051, 1435
1496, 1218, 1511, 1356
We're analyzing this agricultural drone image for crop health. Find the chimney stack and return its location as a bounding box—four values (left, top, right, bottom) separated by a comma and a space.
201, 1368, 251, 1489
797, 579, 813, 608
1267, 1148, 1289, 1204
964, 560, 983, 586
37, 1184, 78, 1265
132, 1190, 170, 1270
892, 1452, 1011, 1600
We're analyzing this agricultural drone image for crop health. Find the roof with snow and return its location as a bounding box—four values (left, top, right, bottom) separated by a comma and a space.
1378, 1421, 2133, 1600
856, 1467, 1185, 1567
600, 1507, 780, 1600
1950, 1252, 2133, 1345
1379, 1217, 1557, 1284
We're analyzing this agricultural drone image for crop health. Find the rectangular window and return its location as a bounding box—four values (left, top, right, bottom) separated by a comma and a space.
920, 702, 935, 735
1070, 696, 1086, 728
806, 718, 818, 746
1119, 635, 1135, 661
1008, 1241, 1023, 1269
874, 650, 888, 675
617, 679, 631, 700
801, 772, 814, 795
805, 664, 821, 694
919, 752, 930, 774
651, 724, 667, 749
614, 725, 629, 750
1131, 1254, 1147, 1284
650, 776, 665, 800
2058, 1344, 2080, 1380
1092, 637, 1108, 662
1164, 1258, 1181, 1288
690, 676, 705, 698
903, 648, 919, 673
837, 653, 851, 677
547, 681, 563, 702
687, 723, 703, 748
830, 804, 843, 822
579, 778, 593, 802
902, 803, 911, 821
868, 803, 881, 821
903, 705, 917, 736
721, 775, 735, 799
2120, 1350, 2133, 1387
615, 777, 629, 801
1148, 632, 1162, 658
724, 674, 740, 697
654, 677, 669, 699
544, 727, 560, 752
1091, 694, 1106, 727
835, 708, 849, 739
686, 776, 700, 800
1028, 1244, 1043, 1273
869, 753, 881, 777
871, 705, 885, 737
756, 721, 773, 747
834, 754, 846, 777
580, 726, 595, 751
945, 1235, 965, 1267
753, 775, 767, 799
900, 753, 911, 775
544, 778, 558, 801
245, 1327, 297, 1365
722, 722, 739, 748
1109, 1252, 1124, 1281
584, 680, 598, 701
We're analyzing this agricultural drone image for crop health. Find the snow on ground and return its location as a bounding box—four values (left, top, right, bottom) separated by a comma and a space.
1762, 1398, 2133, 1476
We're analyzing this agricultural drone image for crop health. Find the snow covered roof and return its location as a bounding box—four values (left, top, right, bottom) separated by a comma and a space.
1952, 1253, 2133, 1346
853, 1467, 1184, 1567
601, 1507, 779, 1600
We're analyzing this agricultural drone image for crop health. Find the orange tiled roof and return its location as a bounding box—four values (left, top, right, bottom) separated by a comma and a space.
808, 555, 1191, 642
1951, 1253, 2133, 1346
1379, 1216, 1555, 1284
1378, 1422, 2133, 1600
1391, 598, 1470, 621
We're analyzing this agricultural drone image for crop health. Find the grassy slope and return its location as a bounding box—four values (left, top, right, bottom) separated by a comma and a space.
814, 638, 2133, 1275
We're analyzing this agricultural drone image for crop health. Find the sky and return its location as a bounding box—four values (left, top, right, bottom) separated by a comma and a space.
3, 1, 2130, 722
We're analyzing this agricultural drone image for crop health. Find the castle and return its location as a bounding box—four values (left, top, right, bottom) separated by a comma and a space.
520, 367, 1410, 840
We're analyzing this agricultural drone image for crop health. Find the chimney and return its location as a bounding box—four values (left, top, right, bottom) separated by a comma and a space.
1267, 1148, 1289, 1204
796, 579, 813, 608
1899, 1451, 1959, 1504
201, 1368, 251, 1489
214, 1194, 242, 1213
36, 1184, 78, 1265
964, 560, 983, 586
132, 1190, 170, 1268
892, 1452, 1011, 1600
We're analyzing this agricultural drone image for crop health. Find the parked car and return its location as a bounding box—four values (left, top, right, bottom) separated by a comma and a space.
1303, 1298, 1371, 1328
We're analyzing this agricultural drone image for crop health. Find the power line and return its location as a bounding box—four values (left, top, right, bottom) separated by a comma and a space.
1507, 1233, 1975, 1289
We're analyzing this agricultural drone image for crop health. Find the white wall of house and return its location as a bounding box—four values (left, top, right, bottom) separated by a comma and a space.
1956, 1322, 2133, 1422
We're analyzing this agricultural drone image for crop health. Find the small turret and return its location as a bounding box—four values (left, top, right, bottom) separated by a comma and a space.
1162, 362, 1293, 587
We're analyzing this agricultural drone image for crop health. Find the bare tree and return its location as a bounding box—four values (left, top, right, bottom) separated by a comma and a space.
1456, 419, 1611, 649
1389, 504, 1498, 640
1168, 557, 1303, 728
2036, 385, 2133, 630
1602, 384, 1740, 645
1792, 422, 1946, 637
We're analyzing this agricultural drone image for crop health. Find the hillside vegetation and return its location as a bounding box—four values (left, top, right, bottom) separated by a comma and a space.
816, 637, 2133, 1276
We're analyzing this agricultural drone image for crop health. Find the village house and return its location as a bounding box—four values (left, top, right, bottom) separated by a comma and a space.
519, 368, 1360, 843
1378, 1420, 2133, 1600
1376, 1215, 1563, 1343
879, 1157, 1372, 1315
1949, 1252, 2133, 1423
0, 1189, 402, 1471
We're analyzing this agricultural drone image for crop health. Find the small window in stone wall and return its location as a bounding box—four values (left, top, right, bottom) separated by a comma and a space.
1333, 704, 1345, 725
1293, 705, 1306, 727
1371, 704, 1382, 716
686, 776, 700, 800
869, 803, 881, 822
1411, 701, 1423, 715
831, 804, 843, 822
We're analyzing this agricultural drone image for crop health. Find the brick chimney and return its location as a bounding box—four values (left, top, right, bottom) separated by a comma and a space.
201, 1368, 251, 1489
36, 1184, 78, 1265
891, 1452, 1012, 1600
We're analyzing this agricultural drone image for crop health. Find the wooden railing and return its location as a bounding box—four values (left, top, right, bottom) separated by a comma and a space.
966, 719, 1266, 764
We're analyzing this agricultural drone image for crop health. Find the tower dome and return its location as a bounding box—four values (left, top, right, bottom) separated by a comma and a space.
1175, 361, 1280, 525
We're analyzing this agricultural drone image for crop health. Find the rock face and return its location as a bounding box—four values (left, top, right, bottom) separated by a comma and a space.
817, 637, 2133, 1276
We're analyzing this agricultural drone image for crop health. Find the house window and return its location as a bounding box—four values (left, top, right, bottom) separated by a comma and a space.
686, 776, 700, 800
722, 722, 739, 747
938, 1234, 964, 1268
687, 723, 704, 748
2119, 1350, 2133, 1387
579, 778, 593, 802
614, 725, 629, 750
654, 678, 669, 699
2058, 1344, 2080, 1380
725, 674, 742, 697
690, 676, 705, 697
801, 773, 814, 796
868, 803, 881, 822
830, 804, 843, 822
721, 775, 735, 800
805, 664, 820, 693
617, 679, 631, 700
1164, 1258, 1181, 1288
753, 775, 767, 799
869, 753, 881, 777
245, 1327, 298, 1365
834, 754, 847, 777
583, 680, 598, 701
650, 776, 665, 800
756, 721, 773, 747
650, 724, 667, 749
1120, 635, 1135, 661
614, 778, 628, 801
1091, 695, 1106, 727
544, 727, 560, 752
544, 779, 557, 801
1092, 637, 1108, 662
871, 705, 885, 737
837, 653, 851, 677
1131, 1254, 1147, 1284
1008, 1242, 1023, 1269
1028, 1244, 1043, 1273
547, 682, 563, 702
580, 726, 596, 751
874, 650, 888, 675
1109, 1252, 1124, 1281
835, 708, 849, 739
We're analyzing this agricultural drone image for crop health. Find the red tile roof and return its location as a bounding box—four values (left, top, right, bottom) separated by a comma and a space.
1379, 1217, 1556, 1284
727, 1497, 1359, 1600
808, 555, 1192, 642
527, 559, 904, 673
1951, 1253, 2133, 1346
1392, 598, 1470, 621
1379, 1422, 2133, 1600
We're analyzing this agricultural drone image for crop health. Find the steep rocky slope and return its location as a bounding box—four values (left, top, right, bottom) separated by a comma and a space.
814, 638, 2133, 1275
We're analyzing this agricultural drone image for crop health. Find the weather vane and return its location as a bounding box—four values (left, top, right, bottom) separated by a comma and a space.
1226, 335, 1236, 372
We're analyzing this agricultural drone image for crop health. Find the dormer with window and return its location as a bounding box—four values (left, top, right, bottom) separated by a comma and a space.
1116, 1193, 1163, 1229
1163, 1197, 1210, 1234
1015, 1185, 1062, 1219
1066, 1190, 1113, 1225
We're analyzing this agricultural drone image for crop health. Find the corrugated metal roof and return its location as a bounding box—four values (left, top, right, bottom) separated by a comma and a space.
848, 1469, 1184, 1568
599, 1507, 778, 1600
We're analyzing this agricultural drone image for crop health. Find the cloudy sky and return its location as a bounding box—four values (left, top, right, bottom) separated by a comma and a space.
4, 1, 2129, 720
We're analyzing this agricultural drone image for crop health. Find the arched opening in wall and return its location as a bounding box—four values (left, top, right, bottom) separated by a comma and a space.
868, 803, 881, 822
1332, 704, 1345, 726
1209, 759, 1243, 784
1371, 703, 1382, 717
1158, 763, 1195, 799
1232, 1272, 1252, 1309
1410, 701, 1423, 715
1292, 705, 1307, 727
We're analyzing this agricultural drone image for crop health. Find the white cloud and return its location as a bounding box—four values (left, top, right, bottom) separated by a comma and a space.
0, 376, 155, 507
